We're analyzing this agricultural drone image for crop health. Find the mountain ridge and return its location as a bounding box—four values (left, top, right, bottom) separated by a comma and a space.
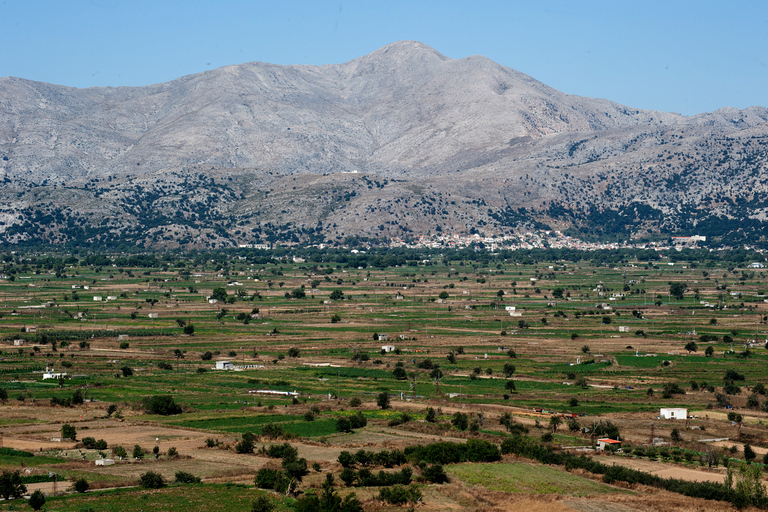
1, 41, 767, 249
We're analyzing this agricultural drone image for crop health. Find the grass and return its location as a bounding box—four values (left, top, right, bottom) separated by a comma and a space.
32, 484, 289, 512
446, 461, 627, 496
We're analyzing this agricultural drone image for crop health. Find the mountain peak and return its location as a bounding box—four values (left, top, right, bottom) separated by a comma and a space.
352, 40, 449, 66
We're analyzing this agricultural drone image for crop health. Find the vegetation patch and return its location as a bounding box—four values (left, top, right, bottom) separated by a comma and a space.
447, 462, 621, 496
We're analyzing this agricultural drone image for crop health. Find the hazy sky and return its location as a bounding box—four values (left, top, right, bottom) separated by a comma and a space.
2, 0, 766, 115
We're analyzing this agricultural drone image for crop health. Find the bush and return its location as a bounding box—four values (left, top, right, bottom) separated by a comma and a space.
62, 423, 77, 441
421, 464, 449, 484
349, 397, 362, 407
0, 470, 27, 500
261, 423, 285, 439
121, 366, 133, 377
175, 471, 201, 483
336, 417, 352, 433
143, 395, 182, 415
251, 495, 276, 512
377, 392, 390, 410
139, 471, 165, 489
29, 489, 46, 510
201, 351, 213, 361
73, 477, 90, 493
255, 468, 280, 489
235, 432, 255, 454
265, 443, 298, 459
378, 484, 421, 504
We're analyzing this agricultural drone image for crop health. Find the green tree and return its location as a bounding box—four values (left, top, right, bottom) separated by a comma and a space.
251, 495, 276, 512
329, 289, 344, 301
377, 392, 390, 410
121, 365, 133, 377
235, 432, 255, 453
211, 287, 228, 302
0, 387, 8, 403
731, 462, 766, 508
291, 288, 306, 299
438, 291, 449, 300
29, 489, 46, 510
73, 477, 89, 493
133, 444, 144, 460
0, 470, 27, 500
62, 423, 77, 440
744, 443, 756, 462
502, 363, 516, 378
669, 282, 687, 300
144, 395, 182, 415
705, 345, 715, 357
183, 323, 195, 335
684, 341, 698, 354
139, 471, 166, 489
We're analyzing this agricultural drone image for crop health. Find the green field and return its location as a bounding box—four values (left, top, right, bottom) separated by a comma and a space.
447, 461, 626, 496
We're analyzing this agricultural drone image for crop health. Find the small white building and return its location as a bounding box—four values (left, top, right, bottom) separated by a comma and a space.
95, 458, 115, 466
43, 366, 67, 380
215, 361, 235, 370
660, 408, 687, 420
148, 313, 159, 319
381, 345, 396, 353
378, 333, 389, 341
93, 296, 103, 301
618, 326, 629, 333
13, 339, 25, 346
597, 438, 622, 451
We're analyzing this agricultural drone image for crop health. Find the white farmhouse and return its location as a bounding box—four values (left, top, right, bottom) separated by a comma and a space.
215, 361, 235, 370
660, 408, 687, 420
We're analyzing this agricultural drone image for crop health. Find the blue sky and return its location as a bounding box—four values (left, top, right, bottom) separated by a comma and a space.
1, 0, 766, 115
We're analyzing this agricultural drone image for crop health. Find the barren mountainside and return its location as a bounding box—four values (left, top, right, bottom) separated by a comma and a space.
1, 41, 768, 249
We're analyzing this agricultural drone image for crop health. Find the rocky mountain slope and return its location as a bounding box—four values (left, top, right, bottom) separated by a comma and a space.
1, 41, 767, 249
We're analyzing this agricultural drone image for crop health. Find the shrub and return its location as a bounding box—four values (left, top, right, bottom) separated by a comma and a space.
235, 432, 255, 454
265, 443, 297, 459
133, 445, 144, 460
175, 471, 201, 483
29, 489, 46, 510
421, 464, 449, 484
378, 484, 421, 504
377, 392, 390, 410
121, 366, 133, 377
139, 471, 165, 489
73, 477, 90, 493
261, 423, 285, 439
0, 470, 27, 500
251, 495, 276, 512
349, 397, 362, 407
62, 423, 77, 441
255, 468, 280, 489
336, 417, 352, 433
143, 395, 182, 415
451, 412, 469, 431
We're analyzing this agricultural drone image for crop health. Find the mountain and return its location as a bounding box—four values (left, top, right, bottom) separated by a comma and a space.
1, 40, 767, 249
